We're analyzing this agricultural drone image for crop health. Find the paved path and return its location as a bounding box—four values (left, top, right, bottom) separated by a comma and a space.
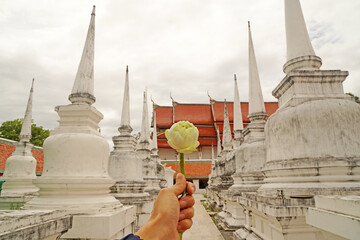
183, 194, 224, 240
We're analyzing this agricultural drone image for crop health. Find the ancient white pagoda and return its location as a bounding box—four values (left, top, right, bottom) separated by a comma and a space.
136, 91, 161, 198
23, 6, 136, 239
1, 78, 39, 199
108, 66, 152, 230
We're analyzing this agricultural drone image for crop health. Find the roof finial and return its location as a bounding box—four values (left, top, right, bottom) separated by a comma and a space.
68, 6, 96, 105
283, 0, 321, 73
248, 22, 266, 116
19, 78, 34, 142
119, 65, 132, 134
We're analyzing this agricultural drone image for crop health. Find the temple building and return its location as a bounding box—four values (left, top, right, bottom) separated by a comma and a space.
153, 98, 278, 191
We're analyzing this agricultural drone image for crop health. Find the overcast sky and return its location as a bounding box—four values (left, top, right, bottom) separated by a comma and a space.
1, 0, 359, 148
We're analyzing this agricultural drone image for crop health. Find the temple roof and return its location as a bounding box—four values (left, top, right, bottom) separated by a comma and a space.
153, 100, 278, 148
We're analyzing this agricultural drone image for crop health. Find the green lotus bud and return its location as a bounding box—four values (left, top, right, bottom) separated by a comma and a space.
165, 121, 200, 154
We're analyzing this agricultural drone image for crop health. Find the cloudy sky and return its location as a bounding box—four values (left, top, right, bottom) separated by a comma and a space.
1, 0, 359, 147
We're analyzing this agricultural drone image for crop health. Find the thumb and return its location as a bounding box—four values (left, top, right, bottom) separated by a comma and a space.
171, 173, 186, 196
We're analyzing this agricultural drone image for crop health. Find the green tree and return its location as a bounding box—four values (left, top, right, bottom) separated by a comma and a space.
0, 119, 50, 147
346, 92, 359, 102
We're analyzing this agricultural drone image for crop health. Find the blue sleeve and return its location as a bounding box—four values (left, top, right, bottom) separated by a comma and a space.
118, 234, 143, 240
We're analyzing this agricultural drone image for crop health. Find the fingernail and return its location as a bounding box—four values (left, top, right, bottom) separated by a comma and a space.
179, 213, 185, 220
180, 201, 187, 209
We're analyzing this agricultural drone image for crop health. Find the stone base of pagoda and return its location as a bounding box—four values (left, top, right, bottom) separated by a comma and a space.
110, 180, 153, 230
61, 205, 136, 240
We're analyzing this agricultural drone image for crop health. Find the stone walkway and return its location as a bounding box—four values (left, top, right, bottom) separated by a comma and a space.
183, 194, 224, 240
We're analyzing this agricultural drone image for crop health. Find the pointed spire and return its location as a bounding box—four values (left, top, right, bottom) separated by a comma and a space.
19, 78, 34, 142
69, 5, 96, 105
217, 128, 222, 157
139, 90, 150, 146
211, 144, 215, 170
119, 65, 132, 134
211, 143, 215, 160
233, 74, 243, 132
152, 110, 158, 154
222, 100, 232, 151
283, 0, 321, 73
248, 22, 266, 116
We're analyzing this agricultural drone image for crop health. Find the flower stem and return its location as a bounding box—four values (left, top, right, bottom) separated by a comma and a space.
179, 152, 186, 240
179, 153, 186, 196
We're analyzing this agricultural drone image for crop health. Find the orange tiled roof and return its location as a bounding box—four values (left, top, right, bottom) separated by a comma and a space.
154, 100, 278, 147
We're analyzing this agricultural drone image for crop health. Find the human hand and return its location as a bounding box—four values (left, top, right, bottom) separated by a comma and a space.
135, 173, 196, 240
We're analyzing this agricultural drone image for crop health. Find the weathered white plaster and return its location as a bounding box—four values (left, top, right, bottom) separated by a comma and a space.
0, 210, 72, 240
306, 196, 360, 240
61, 205, 136, 240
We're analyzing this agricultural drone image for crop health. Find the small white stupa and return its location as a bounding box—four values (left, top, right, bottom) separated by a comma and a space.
1, 78, 39, 198
230, 22, 268, 193
151, 110, 167, 188
108, 66, 152, 230
136, 91, 161, 198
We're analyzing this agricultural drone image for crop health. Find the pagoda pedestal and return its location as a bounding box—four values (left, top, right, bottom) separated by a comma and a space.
109, 130, 152, 231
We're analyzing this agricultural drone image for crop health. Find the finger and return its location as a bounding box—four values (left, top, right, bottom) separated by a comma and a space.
179, 195, 195, 209
179, 207, 194, 221
177, 219, 193, 232
171, 173, 186, 196
186, 182, 196, 195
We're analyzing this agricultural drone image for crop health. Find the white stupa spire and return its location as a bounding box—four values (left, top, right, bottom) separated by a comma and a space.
69, 6, 96, 105
119, 66, 132, 134
152, 110, 159, 154
233, 74, 243, 139
248, 22, 266, 116
139, 90, 150, 147
211, 144, 215, 170
217, 127, 222, 157
285, 0, 315, 61
222, 100, 232, 151
19, 78, 34, 142
211, 143, 215, 160
283, 0, 321, 73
